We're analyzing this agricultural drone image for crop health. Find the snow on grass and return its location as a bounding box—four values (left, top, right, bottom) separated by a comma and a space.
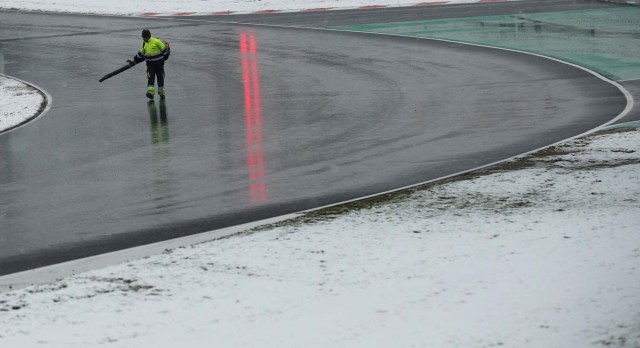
0, 76, 45, 133
1, 129, 639, 347
0, 0, 485, 15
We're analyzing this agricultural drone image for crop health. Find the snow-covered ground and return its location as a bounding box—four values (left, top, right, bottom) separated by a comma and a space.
0, 76, 45, 133
0, 0, 493, 15
1, 0, 639, 347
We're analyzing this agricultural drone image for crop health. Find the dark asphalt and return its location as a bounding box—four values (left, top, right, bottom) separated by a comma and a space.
0, 0, 630, 275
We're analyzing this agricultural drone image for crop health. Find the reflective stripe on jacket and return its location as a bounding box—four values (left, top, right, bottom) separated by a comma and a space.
134, 37, 168, 63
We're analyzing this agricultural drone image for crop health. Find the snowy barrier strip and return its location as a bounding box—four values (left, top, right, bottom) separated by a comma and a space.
135, 0, 519, 17
600, 0, 639, 4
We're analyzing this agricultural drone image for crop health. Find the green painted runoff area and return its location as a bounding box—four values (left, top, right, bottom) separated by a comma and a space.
334, 8, 640, 81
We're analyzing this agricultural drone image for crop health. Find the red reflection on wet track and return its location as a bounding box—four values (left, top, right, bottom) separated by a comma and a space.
240, 32, 268, 204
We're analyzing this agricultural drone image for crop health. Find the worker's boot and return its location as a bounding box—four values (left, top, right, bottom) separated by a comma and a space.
146, 86, 155, 99
158, 87, 165, 100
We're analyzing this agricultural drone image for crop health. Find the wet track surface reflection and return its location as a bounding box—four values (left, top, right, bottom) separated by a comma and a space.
0, 2, 630, 275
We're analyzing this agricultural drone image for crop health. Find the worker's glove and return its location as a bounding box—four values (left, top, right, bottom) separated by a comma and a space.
127, 60, 135, 67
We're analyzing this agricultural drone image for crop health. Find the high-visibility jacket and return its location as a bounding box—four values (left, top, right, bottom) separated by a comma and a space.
133, 37, 170, 63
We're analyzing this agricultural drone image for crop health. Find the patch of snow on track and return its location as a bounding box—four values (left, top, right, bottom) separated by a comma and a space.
0, 0, 518, 16
0, 75, 46, 133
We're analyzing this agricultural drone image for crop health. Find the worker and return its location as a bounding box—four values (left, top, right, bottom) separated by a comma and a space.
127, 29, 170, 99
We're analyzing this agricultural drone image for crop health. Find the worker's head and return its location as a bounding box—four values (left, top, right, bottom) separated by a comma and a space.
141, 29, 151, 42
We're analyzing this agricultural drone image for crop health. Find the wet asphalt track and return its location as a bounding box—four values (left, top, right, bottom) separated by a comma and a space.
0, 0, 630, 275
